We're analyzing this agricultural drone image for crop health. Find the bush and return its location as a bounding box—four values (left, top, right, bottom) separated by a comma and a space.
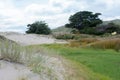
26, 21, 51, 35
53, 33, 75, 40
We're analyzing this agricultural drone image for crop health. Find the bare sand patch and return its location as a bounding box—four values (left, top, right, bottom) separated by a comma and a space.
0, 60, 41, 80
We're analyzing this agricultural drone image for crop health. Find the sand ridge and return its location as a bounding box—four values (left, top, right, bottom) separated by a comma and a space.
0, 32, 67, 46
0, 32, 67, 80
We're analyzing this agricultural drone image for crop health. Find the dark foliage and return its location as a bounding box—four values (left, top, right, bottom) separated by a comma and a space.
26, 21, 51, 35
65, 11, 103, 32
96, 22, 120, 34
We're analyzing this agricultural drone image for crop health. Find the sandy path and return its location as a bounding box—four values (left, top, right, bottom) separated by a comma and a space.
0, 32, 67, 45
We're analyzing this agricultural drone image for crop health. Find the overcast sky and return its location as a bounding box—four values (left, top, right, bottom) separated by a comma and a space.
0, 0, 120, 32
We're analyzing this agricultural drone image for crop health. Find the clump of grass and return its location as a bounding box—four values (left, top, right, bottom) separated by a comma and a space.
18, 76, 28, 80
69, 38, 98, 47
23, 46, 57, 79
68, 40, 81, 47
90, 39, 120, 51
0, 40, 22, 63
27, 54, 45, 73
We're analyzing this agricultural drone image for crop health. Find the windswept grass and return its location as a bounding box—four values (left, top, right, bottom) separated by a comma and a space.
0, 38, 63, 80
0, 40, 22, 63
24, 45, 66, 80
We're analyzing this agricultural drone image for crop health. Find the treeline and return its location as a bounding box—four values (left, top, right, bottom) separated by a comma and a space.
26, 11, 120, 35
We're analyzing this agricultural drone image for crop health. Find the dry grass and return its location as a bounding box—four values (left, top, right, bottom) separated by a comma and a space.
90, 39, 120, 51
68, 38, 120, 52
68, 38, 98, 47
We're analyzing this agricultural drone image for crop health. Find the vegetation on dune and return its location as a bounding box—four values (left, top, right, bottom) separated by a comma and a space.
0, 37, 66, 80
0, 35, 22, 62
0, 40, 22, 62
26, 21, 51, 35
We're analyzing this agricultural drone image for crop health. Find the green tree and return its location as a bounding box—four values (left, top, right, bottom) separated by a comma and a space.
65, 11, 102, 33
26, 21, 51, 35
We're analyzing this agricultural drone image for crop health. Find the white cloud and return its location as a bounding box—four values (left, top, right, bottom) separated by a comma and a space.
0, 0, 120, 32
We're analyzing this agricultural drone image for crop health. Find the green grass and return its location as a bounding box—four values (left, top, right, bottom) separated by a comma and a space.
41, 44, 120, 80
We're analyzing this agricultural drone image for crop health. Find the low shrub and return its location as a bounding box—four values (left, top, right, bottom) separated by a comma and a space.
53, 33, 75, 40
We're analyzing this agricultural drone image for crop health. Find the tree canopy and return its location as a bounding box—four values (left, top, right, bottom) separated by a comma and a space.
65, 11, 103, 32
26, 21, 51, 35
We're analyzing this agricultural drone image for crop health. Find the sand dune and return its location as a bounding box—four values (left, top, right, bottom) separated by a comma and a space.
0, 32, 67, 46
0, 32, 67, 80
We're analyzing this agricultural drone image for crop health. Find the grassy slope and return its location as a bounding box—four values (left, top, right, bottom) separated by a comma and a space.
41, 44, 120, 80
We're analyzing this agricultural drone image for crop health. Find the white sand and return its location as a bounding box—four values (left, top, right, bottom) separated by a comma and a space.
0, 32, 67, 46
0, 60, 41, 80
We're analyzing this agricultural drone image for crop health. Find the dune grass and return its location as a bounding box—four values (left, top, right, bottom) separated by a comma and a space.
0, 40, 22, 63
41, 44, 120, 80
0, 39, 60, 80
